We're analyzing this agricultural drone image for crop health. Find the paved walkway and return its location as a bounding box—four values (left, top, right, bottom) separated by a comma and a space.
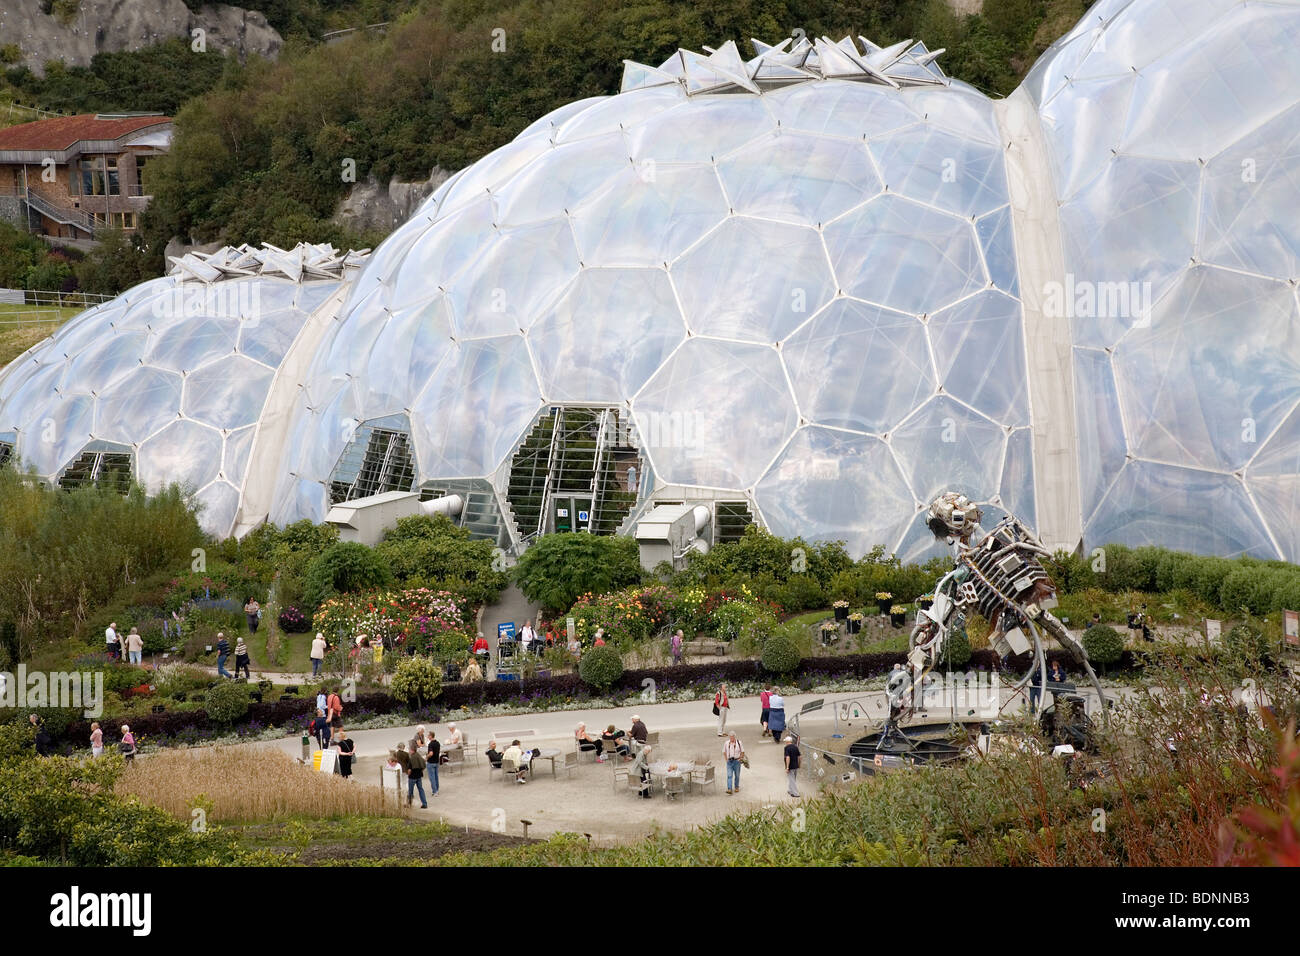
246, 683, 1114, 844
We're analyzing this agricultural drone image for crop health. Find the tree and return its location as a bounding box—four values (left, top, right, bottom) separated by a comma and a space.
375, 513, 508, 606
73, 228, 150, 295
390, 655, 443, 708
302, 542, 393, 611
514, 533, 641, 615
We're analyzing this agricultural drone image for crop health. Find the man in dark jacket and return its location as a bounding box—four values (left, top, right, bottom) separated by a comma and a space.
309, 709, 331, 750
31, 714, 53, 756
630, 716, 648, 744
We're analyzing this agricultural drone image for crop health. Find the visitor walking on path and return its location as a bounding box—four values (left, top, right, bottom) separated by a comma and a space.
714, 683, 730, 736
767, 689, 787, 742
309, 709, 331, 750
105, 622, 120, 661
759, 685, 772, 732
783, 736, 801, 797
723, 732, 745, 794
671, 629, 683, 665
310, 632, 327, 677
406, 738, 428, 808
90, 722, 103, 758
234, 638, 251, 680
215, 632, 231, 678
119, 725, 137, 761
327, 687, 344, 728
244, 598, 261, 634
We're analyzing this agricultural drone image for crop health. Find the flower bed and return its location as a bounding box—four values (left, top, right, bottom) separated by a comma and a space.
313, 587, 470, 651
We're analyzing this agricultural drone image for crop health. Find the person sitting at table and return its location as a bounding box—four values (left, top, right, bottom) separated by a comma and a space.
601, 724, 630, 758
575, 722, 605, 762
628, 744, 653, 799
502, 739, 530, 784
630, 715, 648, 745
442, 723, 464, 763
485, 739, 503, 768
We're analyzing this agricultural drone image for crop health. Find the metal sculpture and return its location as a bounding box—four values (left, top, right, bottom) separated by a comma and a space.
883, 493, 1107, 746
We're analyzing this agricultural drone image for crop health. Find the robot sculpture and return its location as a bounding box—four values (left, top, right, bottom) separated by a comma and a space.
883, 493, 1108, 745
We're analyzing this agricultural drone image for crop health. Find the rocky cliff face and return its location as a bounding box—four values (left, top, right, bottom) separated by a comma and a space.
0, 1, 282, 75
332, 168, 454, 234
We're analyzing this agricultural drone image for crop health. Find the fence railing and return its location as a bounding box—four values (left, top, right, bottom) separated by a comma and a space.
0, 288, 112, 308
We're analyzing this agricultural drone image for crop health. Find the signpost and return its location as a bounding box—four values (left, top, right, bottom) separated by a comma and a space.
1284, 609, 1299, 647
1204, 618, 1222, 647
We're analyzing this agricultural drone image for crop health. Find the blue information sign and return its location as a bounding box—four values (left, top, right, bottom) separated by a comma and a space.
498, 622, 516, 643
578, 510, 590, 522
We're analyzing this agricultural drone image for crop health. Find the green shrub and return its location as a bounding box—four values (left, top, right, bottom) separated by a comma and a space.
203, 681, 250, 725
1223, 624, 1269, 664
578, 644, 624, 689
936, 626, 972, 670
514, 534, 642, 615
302, 542, 393, 611
375, 513, 509, 607
390, 656, 443, 708
1082, 625, 1125, 667
761, 632, 801, 674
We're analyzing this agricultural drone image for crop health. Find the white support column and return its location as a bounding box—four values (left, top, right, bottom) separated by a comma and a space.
232, 282, 350, 535
994, 88, 1082, 553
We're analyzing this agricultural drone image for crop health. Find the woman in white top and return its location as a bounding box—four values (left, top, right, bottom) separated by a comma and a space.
90, 722, 103, 758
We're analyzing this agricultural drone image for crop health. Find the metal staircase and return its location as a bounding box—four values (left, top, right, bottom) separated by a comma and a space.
505, 405, 643, 547
22, 188, 96, 238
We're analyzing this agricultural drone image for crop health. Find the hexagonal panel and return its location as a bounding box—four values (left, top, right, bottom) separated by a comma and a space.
633, 338, 795, 489
1113, 266, 1300, 472
889, 396, 1006, 505
444, 218, 580, 337
182, 355, 276, 430
928, 290, 1029, 426
138, 419, 224, 492
755, 426, 914, 554
530, 269, 685, 403
1199, 100, 1300, 280
823, 195, 986, 315
717, 132, 880, 226
94, 367, 183, 446
410, 336, 542, 477
672, 218, 835, 342
1086, 460, 1276, 557
869, 125, 1009, 218
783, 298, 934, 433
570, 164, 728, 267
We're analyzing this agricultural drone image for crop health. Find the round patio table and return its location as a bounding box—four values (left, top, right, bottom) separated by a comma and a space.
647, 761, 695, 794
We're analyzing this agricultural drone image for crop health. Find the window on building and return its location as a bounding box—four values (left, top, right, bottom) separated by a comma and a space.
111, 211, 136, 230
81, 156, 120, 196
135, 156, 151, 195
